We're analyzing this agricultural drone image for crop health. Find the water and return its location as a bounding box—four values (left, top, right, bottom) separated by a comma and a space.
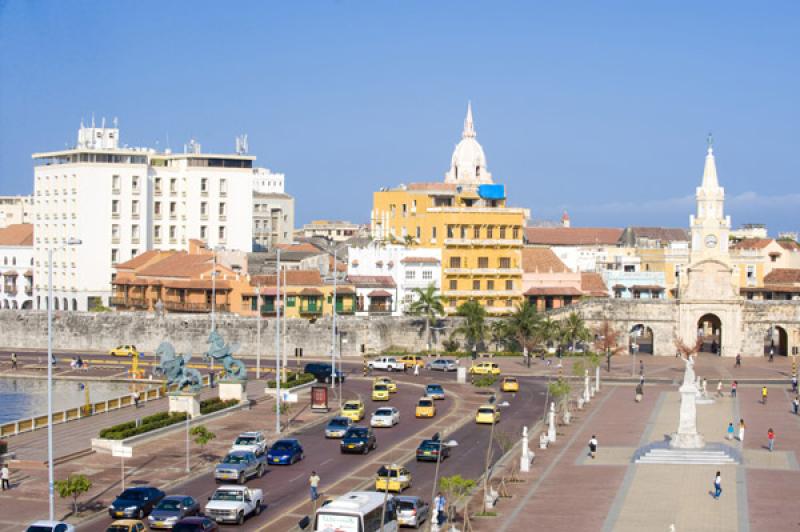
0, 378, 137, 424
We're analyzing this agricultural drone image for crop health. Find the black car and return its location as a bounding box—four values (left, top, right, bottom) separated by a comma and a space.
304, 363, 346, 383
147, 495, 200, 529
108, 486, 166, 519
340, 426, 377, 454
172, 517, 219, 532
416, 439, 451, 462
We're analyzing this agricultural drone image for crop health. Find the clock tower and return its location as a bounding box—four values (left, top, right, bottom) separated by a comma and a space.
689, 136, 731, 265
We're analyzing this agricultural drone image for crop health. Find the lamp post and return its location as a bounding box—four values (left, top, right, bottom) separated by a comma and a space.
47, 237, 81, 520
428, 436, 458, 532
210, 245, 224, 371
331, 248, 338, 404
275, 249, 282, 434
256, 285, 261, 380
482, 398, 509, 512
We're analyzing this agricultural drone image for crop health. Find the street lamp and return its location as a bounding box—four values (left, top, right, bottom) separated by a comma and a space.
428, 435, 458, 532
47, 237, 81, 520
210, 245, 224, 371
483, 398, 509, 513
255, 285, 261, 380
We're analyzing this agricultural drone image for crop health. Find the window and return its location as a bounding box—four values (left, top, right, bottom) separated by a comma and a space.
169, 202, 177, 218
220, 178, 227, 195
131, 248, 138, 257
170, 178, 177, 194
473, 280, 480, 290
449, 279, 457, 290
402, 204, 407, 216
449, 256, 461, 268
512, 226, 520, 239
432, 226, 437, 240
201, 178, 209, 194
169, 225, 176, 240
201, 202, 208, 217
111, 224, 120, 241
219, 226, 226, 240
447, 225, 454, 238
200, 226, 207, 239
499, 257, 511, 269
287, 296, 296, 307
506, 299, 513, 307
132, 176, 140, 192
746, 265, 755, 279
111, 249, 119, 264
219, 203, 226, 216
416, 226, 421, 239
132, 224, 139, 242
478, 257, 489, 269
486, 298, 494, 307
132, 200, 139, 216
154, 177, 162, 193
422, 270, 432, 280
505, 280, 513, 290
154, 201, 162, 216
487, 226, 494, 238
154, 226, 161, 239
405, 270, 416, 280
473, 226, 481, 239
112, 175, 120, 191
111, 199, 120, 215
460, 226, 467, 239
499, 226, 506, 239
487, 280, 495, 290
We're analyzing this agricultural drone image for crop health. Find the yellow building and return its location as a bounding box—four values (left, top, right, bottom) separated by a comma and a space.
370, 104, 527, 314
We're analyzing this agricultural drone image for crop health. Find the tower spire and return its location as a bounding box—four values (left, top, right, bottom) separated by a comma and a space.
463, 101, 476, 138
701, 133, 719, 189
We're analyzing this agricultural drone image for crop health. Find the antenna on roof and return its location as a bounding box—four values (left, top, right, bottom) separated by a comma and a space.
235, 134, 249, 155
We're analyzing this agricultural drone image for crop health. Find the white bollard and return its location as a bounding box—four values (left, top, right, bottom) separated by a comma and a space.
547, 402, 557, 443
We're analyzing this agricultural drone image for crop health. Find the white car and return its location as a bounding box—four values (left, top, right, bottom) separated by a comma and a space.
26, 522, 76, 532
370, 407, 400, 427
230, 431, 268, 455
204, 486, 264, 525
368, 357, 405, 371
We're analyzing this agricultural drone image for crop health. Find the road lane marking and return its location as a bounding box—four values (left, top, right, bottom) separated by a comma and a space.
320, 458, 333, 465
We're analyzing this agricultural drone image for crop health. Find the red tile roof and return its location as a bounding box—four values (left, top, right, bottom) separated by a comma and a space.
763, 268, 800, 285
523, 286, 583, 296
400, 256, 440, 264
368, 289, 393, 298
525, 227, 622, 246
115, 250, 172, 271
731, 238, 773, 250
252, 270, 323, 287
522, 248, 570, 273
137, 252, 215, 278
777, 240, 800, 251
347, 275, 397, 288
580, 272, 608, 297
299, 287, 323, 296
0, 224, 33, 246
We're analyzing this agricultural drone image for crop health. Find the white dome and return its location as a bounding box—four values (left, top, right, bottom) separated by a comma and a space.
444, 102, 493, 185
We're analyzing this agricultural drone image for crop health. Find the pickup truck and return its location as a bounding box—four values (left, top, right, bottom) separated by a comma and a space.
204, 486, 263, 525
367, 356, 405, 372
230, 431, 268, 455
214, 451, 267, 484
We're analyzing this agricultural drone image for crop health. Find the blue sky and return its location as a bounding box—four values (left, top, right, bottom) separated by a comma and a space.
1, 1, 798, 233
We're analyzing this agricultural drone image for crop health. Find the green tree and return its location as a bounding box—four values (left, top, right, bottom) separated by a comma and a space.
561, 312, 591, 353
595, 320, 625, 372
408, 283, 445, 352
489, 320, 510, 353
504, 301, 540, 360
190, 425, 216, 455
55, 474, 92, 516
439, 474, 477, 524
455, 300, 487, 354
536, 316, 562, 354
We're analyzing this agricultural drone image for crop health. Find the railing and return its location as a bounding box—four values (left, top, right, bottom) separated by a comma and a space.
443, 268, 522, 275
299, 307, 323, 315
368, 306, 392, 315
444, 238, 521, 247
109, 296, 128, 306
163, 301, 230, 312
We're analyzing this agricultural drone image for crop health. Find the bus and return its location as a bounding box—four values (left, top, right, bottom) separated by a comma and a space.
314, 491, 398, 532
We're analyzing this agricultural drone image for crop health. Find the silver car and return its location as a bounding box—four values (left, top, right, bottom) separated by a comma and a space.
426, 359, 457, 372
395, 496, 429, 528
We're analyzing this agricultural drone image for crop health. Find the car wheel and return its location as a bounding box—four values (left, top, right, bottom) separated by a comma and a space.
238, 473, 245, 485
257, 465, 265, 477
388, 367, 393, 372
237, 511, 245, 525
255, 502, 263, 515
363, 445, 369, 455
137, 509, 144, 519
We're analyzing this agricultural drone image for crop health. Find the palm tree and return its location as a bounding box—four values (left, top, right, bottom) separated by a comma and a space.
408, 283, 445, 352
504, 301, 540, 363
536, 316, 562, 355
490, 320, 510, 353
561, 312, 591, 353
455, 300, 487, 356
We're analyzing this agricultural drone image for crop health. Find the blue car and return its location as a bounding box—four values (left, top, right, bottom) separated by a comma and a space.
267, 439, 304, 465
425, 384, 445, 400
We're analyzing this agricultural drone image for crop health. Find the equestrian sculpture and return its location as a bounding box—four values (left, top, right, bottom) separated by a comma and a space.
205, 330, 247, 381
154, 341, 203, 393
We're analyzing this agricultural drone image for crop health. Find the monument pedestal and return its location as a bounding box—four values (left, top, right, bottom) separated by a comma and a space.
670, 381, 705, 449
169, 392, 200, 418
219, 380, 247, 402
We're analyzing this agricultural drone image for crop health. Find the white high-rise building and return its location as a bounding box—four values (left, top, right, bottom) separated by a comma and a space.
32, 122, 255, 311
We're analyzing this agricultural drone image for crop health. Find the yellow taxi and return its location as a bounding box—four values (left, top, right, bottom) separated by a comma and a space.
468, 362, 501, 376
399, 355, 425, 368
341, 399, 365, 422
373, 376, 397, 393
372, 383, 390, 401
501, 376, 519, 392
375, 464, 412, 492
415, 397, 436, 418
475, 404, 500, 424
109, 344, 138, 357
106, 520, 147, 532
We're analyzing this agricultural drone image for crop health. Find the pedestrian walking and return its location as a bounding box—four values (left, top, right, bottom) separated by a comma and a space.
639, 374, 645, 386
588, 435, 598, 459
635, 383, 643, 403
731, 380, 737, 398
309, 471, 320, 501
769, 347, 774, 363
761, 386, 768, 405
132, 391, 140, 408
434, 492, 446, 526
767, 428, 775, 452
10, 352, 17, 370
712, 471, 722, 499
1, 463, 9, 490
639, 360, 644, 375
413, 364, 420, 377
735, 353, 742, 368
726, 422, 734, 441
716, 380, 723, 398
738, 419, 745, 443
793, 395, 799, 416
792, 374, 798, 393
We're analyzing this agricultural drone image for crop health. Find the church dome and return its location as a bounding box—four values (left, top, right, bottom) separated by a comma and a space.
444, 102, 493, 185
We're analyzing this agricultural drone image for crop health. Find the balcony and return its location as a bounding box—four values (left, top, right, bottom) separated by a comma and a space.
444, 267, 523, 275
3, 287, 16, 296
367, 306, 392, 315
299, 305, 323, 316
444, 238, 521, 247
444, 289, 518, 297
163, 301, 230, 313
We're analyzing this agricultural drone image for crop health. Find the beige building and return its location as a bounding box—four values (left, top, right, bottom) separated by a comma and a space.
0, 195, 33, 228
300, 220, 366, 242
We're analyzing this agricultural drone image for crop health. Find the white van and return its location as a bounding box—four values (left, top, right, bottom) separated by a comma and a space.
314, 491, 398, 532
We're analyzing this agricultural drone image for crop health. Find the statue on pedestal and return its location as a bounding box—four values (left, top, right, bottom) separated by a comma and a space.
205, 330, 247, 381
671, 355, 706, 449
154, 341, 203, 393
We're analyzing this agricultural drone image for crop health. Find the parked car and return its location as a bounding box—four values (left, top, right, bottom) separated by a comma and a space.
375, 464, 412, 493
303, 362, 345, 383
415, 438, 451, 462
372, 383, 390, 401
373, 376, 398, 393
171, 517, 219, 532
148, 495, 200, 529
425, 384, 445, 400
324, 416, 353, 438
204, 486, 263, 525
341, 399, 365, 422
398, 355, 425, 368
106, 521, 147, 532
26, 522, 76, 532
415, 397, 436, 418
468, 362, 501, 376
475, 404, 500, 424
230, 431, 268, 455
371, 407, 400, 427
214, 451, 267, 483
267, 438, 304, 465
340, 426, 377, 454
501, 376, 519, 392
108, 486, 166, 519
109, 345, 139, 357
426, 359, 457, 372
395, 495, 430, 528
367, 357, 405, 371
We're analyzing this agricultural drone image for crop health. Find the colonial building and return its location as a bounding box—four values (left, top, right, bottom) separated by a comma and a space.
524, 226, 625, 273
0, 195, 33, 228
0, 223, 34, 310
371, 103, 528, 314
300, 220, 366, 242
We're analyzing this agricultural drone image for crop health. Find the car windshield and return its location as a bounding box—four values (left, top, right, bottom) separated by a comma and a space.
427, 385, 443, 391
377, 466, 400, 477
118, 489, 145, 500
343, 403, 360, 411
396, 500, 417, 510
418, 400, 433, 407
479, 407, 495, 414
212, 490, 244, 501
374, 409, 393, 416
505, 378, 517, 383
271, 441, 294, 452
329, 418, 349, 428
26, 528, 59, 532
173, 525, 204, 532
223, 454, 249, 464
235, 436, 256, 445
345, 428, 367, 438
157, 499, 183, 510
419, 440, 439, 450
107, 527, 131, 532
374, 385, 388, 391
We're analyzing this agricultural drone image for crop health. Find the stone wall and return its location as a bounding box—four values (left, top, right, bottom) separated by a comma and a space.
0, 310, 458, 358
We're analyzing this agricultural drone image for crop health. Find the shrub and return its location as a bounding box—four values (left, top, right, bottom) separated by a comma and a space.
199, 398, 239, 415
99, 412, 188, 440
265, 372, 315, 389
472, 375, 498, 388
442, 337, 461, 352
55, 474, 92, 516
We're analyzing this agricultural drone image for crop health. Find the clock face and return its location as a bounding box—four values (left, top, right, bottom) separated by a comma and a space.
705, 235, 718, 248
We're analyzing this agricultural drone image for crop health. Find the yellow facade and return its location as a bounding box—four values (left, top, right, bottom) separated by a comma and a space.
636, 247, 689, 298
371, 184, 526, 314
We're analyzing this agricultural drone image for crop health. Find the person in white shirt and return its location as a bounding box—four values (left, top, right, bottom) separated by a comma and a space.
588, 435, 598, 459
1, 463, 10, 490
